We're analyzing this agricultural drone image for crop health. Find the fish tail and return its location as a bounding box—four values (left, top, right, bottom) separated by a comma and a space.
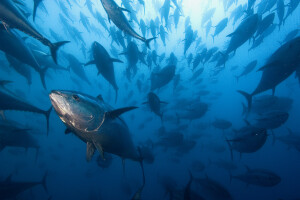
49, 41, 70, 64
145, 37, 156, 49
33, 0, 42, 21
44, 106, 52, 136
225, 138, 233, 161
137, 147, 146, 185
241, 102, 248, 116
41, 171, 48, 193
237, 90, 252, 114
38, 66, 48, 90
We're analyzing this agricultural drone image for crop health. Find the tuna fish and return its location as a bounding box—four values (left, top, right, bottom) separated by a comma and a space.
85, 42, 123, 102
100, 0, 155, 48
0, 0, 69, 64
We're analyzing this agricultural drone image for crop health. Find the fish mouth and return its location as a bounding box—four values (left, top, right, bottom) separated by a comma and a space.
49, 90, 62, 104
49, 90, 66, 116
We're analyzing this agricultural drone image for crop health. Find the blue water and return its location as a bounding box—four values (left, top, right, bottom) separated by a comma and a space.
0, 0, 300, 199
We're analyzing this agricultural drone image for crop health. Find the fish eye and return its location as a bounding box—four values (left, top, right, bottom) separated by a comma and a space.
72, 95, 80, 101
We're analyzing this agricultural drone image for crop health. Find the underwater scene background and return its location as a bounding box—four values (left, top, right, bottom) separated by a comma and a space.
0, 0, 300, 199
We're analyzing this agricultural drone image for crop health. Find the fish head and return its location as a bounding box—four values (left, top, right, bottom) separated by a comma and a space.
49, 90, 105, 132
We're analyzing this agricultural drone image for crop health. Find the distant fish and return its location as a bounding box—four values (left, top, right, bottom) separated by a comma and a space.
0, 90, 52, 135
230, 166, 281, 187
143, 92, 167, 123
0, 172, 48, 199
85, 42, 122, 103
0, 0, 69, 64
100, 0, 155, 48
238, 37, 300, 112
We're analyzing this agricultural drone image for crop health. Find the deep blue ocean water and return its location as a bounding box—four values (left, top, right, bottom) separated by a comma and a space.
0, 0, 300, 199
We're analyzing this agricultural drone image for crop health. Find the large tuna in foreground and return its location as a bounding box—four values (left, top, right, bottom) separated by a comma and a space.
49, 90, 140, 162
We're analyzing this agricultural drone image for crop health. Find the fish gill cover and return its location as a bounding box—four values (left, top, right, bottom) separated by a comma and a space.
0, 0, 299, 199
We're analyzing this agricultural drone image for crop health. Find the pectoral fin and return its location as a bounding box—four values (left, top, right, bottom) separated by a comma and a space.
119, 7, 131, 13
65, 128, 72, 134
105, 106, 138, 120
93, 142, 105, 160
84, 60, 96, 66
86, 142, 95, 162
110, 58, 123, 63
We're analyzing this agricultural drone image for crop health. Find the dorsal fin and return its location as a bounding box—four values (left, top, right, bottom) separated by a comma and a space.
105, 107, 138, 120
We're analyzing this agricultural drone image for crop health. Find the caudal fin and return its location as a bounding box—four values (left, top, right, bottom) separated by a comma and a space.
33, 0, 42, 21
49, 41, 70, 64
241, 102, 248, 116
225, 138, 233, 161
44, 106, 52, 136
237, 90, 252, 113
137, 147, 145, 185
38, 67, 48, 90
145, 37, 156, 49
41, 172, 48, 193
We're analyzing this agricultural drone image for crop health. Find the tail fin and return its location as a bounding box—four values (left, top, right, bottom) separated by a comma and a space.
44, 106, 52, 136
211, 34, 215, 43
241, 102, 247, 116
237, 90, 252, 113
137, 147, 145, 185
33, 0, 42, 21
49, 41, 70, 64
145, 37, 156, 49
38, 66, 48, 90
41, 172, 48, 193
225, 138, 233, 161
